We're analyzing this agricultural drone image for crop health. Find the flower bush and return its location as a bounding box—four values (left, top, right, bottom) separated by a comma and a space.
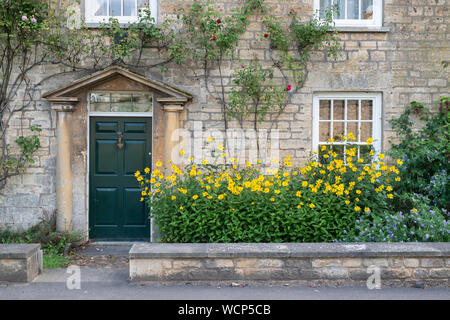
136, 135, 409, 243
389, 97, 449, 211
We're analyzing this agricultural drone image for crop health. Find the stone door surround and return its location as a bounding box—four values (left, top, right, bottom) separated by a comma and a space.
43, 66, 192, 233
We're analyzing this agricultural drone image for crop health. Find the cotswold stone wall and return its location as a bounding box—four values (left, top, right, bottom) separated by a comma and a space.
0, 0, 448, 231
129, 243, 450, 286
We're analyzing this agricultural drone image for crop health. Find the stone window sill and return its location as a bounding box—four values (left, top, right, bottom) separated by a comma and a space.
334, 26, 391, 33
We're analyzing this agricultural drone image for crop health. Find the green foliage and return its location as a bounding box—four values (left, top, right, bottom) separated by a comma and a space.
342, 194, 449, 242
0, 126, 42, 188
389, 97, 450, 210
229, 61, 286, 124
0, 216, 84, 268
137, 136, 401, 243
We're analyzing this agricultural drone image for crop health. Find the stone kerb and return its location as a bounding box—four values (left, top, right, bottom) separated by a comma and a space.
129, 243, 450, 286
0, 244, 42, 283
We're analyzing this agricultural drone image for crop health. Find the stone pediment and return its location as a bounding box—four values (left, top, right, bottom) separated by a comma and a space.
43, 65, 192, 105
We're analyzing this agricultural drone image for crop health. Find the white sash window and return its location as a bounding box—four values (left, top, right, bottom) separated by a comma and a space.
85, 0, 157, 24
314, 0, 383, 27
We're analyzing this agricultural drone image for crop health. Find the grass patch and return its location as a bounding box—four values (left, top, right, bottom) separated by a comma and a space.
0, 215, 85, 268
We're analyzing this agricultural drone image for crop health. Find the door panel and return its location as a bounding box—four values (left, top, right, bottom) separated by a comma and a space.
89, 117, 152, 240
95, 140, 119, 174
123, 140, 147, 175
94, 187, 119, 226
123, 188, 147, 226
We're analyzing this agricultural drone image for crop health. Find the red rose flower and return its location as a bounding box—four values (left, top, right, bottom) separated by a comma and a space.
241, 64, 245, 69
286, 84, 292, 91
217, 19, 221, 24
264, 33, 269, 38
212, 36, 216, 41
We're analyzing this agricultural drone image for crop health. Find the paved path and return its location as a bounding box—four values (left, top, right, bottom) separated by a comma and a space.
0, 267, 449, 300
69, 243, 133, 268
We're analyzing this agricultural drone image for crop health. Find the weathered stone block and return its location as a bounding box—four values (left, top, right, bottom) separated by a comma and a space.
0, 244, 41, 283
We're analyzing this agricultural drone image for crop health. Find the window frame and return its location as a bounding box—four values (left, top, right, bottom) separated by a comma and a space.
313, 0, 383, 28
88, 91, 154, 117
84, 0, 158, 25
312, 92, 383, 156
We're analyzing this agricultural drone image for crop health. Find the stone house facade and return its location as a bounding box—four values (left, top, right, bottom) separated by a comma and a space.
0, 0, 448, 241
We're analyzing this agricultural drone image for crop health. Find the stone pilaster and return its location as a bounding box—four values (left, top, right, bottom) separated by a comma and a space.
51, 103, 77, 232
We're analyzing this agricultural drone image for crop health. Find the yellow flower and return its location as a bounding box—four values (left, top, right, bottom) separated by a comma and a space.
179, 149, 185, 156
141, 191, 147, 196
397, 159, 403, 165
321, 145, 327, 151
296, 191, 302, 198
378, 153, 385, 160
302, 181, 308, 187
274, 189, 281, 194
348, 132, 356, 140
221, 152, 226, 158
309, 203, 316, 209
270, 197, 275, 202
345, 200, 350, 205
354, 206, 361, 212
412, 208, 418, 213
356, 190, 361, 195
202, 159, 208, 165
140, 197, 144, 202
218, 194, 225, 200
395, 177, 401, 182
144, 167, 150, 174
134, 170, 141, 177
387, 193, 394, 199
366, 137, 374, 144
386, 186, 393, 192
218, 144, 224, 151
192, 195, 199, 200
171, 196, 176, 200
207, 137, 214, 142
365, 207, 371, 213
179, 206, 183, 210
156, 161, 163, 167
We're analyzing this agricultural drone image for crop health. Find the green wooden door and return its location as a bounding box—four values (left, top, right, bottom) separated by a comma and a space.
89, 117, 152, 240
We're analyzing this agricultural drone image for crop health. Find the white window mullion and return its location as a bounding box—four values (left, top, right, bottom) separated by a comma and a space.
330, 100, 334, 142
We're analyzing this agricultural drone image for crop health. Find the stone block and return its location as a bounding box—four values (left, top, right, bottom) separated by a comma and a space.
0, 244, 41, 282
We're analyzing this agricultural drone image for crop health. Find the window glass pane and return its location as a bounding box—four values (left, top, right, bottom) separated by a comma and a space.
360, 122, 372, 142
90, 93, 110, 103
347, 122, 358, 139
333, 100, 345, 120
359, 145, 372, 158
331, 145, 345, 158
347, 0, 360, 19
124, 0, 136, 16
111, 93, 132, 112
133, 94, 153, 112
320, 0, 332, 18
333, 0, 345, 19
93, 0, 108, 16
138, 0, 150, 10
91, 103, 111, 112
361, 0, 374, 19
110, 0, 122, 16
347, 100, 359, 120
361, 100, 373, 120
319, 122, 331, 142
333, 122, 345, 140
319, 100, 331, 120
